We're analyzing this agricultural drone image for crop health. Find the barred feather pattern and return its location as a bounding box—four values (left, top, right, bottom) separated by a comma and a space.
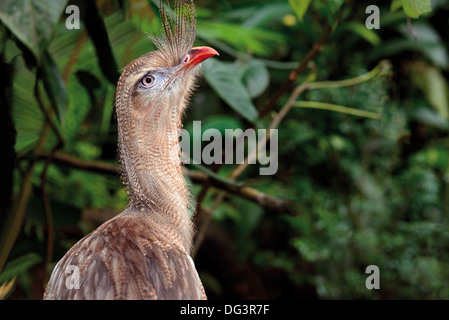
149, 0, 196, 68
44, 211, 205, 300
44, 0, 206, 300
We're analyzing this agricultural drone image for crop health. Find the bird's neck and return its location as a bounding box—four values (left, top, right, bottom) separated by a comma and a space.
117, 100, 193, 252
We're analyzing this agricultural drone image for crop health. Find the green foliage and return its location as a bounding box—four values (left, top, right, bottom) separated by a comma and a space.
0, 0, 68, 59
288, 0, 312, 22
40, 51, 69, 125
202, 58, 259, 124
392, 0, 432, 18
0, 253, 42, 284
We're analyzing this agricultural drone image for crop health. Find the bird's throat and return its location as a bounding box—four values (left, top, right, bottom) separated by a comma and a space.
117, 101, 193, 251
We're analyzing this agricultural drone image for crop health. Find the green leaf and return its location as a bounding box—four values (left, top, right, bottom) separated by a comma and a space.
4, 40, 43, 153
326, 0, 346, 13
409, 61, 449, 120
197, 21, 285, 57
295, 101, 381, 119
288, 0, 312, 22
82, 0, 120, 84
202, 58, 259, 124
402, 0, 432, 18
370, 23, 449, 69
240, 59, 270, 98
40, 50, 69, 126
0, 0, 68, 59
391, 0, 403, 12
0, 253, 42, 283
242, 3, 292, 28
340, 22, 381, 46
413, 147, 449, 171
63, 71, 93, 144
411, 108, 449, 130
312, 0, 345, 16
398, 23, 449, 68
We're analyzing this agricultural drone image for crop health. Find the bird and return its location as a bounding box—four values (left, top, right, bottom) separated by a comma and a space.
44, 0, 218, 300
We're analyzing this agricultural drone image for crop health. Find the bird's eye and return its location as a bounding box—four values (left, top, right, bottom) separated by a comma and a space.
141, 74, 155, 87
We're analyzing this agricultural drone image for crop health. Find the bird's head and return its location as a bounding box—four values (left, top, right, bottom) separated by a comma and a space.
116, 46, 218, 120
115, 0, 218, 122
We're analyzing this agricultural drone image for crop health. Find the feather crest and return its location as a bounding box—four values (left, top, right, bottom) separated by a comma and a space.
149, 0, 196, 67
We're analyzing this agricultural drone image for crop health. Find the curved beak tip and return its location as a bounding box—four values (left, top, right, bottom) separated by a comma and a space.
187, 46, 219, 67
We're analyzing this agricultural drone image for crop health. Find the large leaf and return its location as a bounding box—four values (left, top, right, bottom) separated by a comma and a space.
4, 41, 43, 153
82, 0, 120, 84
202, 58, 259, 124
339, 22, 381, 46
288, 0, 312, 22
391, 0, 403, 12
40, 50, 69, 126
196, 21, 285, 57
398, 23, 449, 68
242, 3, 292, 28
240, 59, 270, 98
402, 0, 432, 18
0, 0, 68, 59
370, 23, 449, 69
409, 61, 449, 120
0, 253, 42, 283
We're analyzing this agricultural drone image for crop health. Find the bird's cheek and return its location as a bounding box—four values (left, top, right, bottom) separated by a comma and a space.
131, 95, 154, 117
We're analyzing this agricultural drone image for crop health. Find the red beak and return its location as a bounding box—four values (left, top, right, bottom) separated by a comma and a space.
183, 46, 219, 69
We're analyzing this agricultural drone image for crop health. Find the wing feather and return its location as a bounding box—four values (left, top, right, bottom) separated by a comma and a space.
44, 215, 205, 300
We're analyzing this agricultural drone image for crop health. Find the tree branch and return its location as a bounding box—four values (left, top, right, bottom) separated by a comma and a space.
33, 150, 118, 175
257, 6, 345, 118
185, 168, 293, 214
31, 151, 291, 214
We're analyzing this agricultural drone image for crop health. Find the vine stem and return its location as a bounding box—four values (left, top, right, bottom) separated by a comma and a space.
191, 2, 352, 257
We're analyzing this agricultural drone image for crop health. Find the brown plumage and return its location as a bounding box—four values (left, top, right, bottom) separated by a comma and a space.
44, 0, 218, 300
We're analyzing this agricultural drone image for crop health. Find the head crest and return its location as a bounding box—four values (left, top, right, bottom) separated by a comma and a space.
148, 0, 196, 67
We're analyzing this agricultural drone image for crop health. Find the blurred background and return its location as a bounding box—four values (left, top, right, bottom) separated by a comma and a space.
1, 0, 449, 299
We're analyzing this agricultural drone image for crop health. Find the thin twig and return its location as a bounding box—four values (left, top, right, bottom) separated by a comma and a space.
34, 74, 66, 285
31, 150, 288, 213
34, 74, 65, 148
192, 83, 309, 254
231, 83, 310, 178
32, 150, 117, 175
257, 5, 345, 118
185, 168, 292, 213
40, 156, 54, 280
192, 3, 347, 219
406, 16, 418, 43
0, 76, 51, 273
192, 6, 343, 231
295, 101, 381, 119
192, 4, 349, 254
63, 29, 88, 83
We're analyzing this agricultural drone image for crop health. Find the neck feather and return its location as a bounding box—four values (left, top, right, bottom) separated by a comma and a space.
117, 96, 193, 252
